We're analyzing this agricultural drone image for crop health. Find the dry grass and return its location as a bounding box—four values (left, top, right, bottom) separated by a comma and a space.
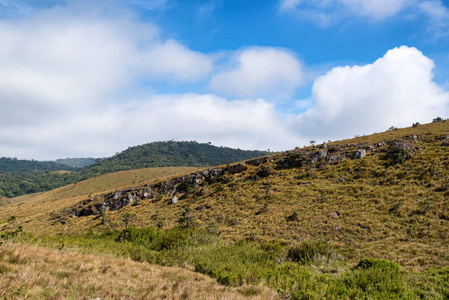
2, 121, 449, 269
0, 167, 197, 235
0, 242, 278, 299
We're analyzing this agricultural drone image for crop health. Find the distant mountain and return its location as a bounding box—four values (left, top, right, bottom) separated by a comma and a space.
0, 157, 76, 173
0, 141, 270, 198
54, 158, 99, 168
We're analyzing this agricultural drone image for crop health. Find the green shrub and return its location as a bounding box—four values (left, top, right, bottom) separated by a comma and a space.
287, 240, 339, 265
355, 258, 401, 271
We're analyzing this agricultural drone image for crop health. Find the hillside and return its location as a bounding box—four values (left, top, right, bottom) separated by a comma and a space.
1, 122, 449, 299
0, 157, 76, 173
0, 141, 269, 198
83, 140, 271, 173
53, 157, 98, 168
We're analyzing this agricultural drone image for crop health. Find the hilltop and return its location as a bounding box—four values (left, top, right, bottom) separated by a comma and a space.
0, 141, 270, 198
1, 121, 449, 299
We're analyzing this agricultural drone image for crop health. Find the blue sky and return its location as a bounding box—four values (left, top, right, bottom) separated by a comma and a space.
0, 0, 449, 159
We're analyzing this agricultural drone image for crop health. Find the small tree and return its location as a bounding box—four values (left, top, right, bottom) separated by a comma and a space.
179, 207, 195, 228
122, 213, 136, 228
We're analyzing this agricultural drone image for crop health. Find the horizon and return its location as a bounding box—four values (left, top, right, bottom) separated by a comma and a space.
1, 0, 449, 160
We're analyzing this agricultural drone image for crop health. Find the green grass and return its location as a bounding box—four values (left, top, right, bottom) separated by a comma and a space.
8, 226, 448, 299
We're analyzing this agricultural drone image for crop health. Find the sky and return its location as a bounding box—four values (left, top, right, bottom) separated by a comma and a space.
1, 0, 449, 160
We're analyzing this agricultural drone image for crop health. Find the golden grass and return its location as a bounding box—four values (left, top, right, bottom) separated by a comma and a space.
0, 167, 198, 235
2, 121, 449, 269
0, 242, 278, 299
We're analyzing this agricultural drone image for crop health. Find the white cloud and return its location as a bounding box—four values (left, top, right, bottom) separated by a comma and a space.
291, 46, 449, 141
279, 0, 449, 33
419, 0, 449, 39
0, 93, 299, 159
210, 47, 303, 99
0, 3, 212, 127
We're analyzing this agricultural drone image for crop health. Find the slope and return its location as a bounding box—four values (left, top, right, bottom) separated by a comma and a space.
0, 141, 270, 198
2, 121, 449, 298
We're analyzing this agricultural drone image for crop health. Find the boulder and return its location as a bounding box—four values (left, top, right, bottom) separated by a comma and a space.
354, 149, 366, 159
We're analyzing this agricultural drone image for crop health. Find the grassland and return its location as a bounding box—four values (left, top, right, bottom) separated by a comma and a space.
1, 121, 449, 299
0, 242, 278, 299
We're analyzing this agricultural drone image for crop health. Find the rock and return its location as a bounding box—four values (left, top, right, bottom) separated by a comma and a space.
338, 177, 346, 183
143, 192, 148, 198
331, 211, 340, 218
127, 193, 133, 201
208, 169, 223, 180
443, 135, 449, 140
335, 225, 342, 232
228, 163, 247, 174
354, 149, 366, 159
311, 150, 327, 162
171, 196, 178, 204
113, 193, 121, 200
326, 154, 346, 164
320, 143, 327, 149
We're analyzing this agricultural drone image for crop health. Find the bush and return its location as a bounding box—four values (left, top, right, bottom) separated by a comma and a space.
355, 258, 401, 271
255, 165, 274, 178
386, 140, 416, 164
287, 240, 339, 265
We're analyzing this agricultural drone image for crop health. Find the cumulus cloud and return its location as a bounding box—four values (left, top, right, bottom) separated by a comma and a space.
0, 3, 213, 139
0, 93, 298, 159
210, 47, 303, 99
291, 46, 449, 142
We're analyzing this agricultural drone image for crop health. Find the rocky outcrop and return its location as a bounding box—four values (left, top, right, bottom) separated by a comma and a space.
354, 149, 366, 160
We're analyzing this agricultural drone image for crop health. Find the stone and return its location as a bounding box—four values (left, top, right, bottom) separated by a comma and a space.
171, 196, 178, 204
320, 143, 327, 149
228, 162, 247, 174
338, 177, 346, 182
335, 225, 342, 232
331, 211, 340, 218
354, 149, 366, 159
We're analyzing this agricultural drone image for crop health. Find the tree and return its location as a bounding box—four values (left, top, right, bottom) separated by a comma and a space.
122, 213, 136, 228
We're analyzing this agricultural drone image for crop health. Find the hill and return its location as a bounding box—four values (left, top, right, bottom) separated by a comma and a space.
53, 157, 98, 168
0, 141, 270, 198
1, 122, 449, 298
0, 157, 76, 173
82, 140, 270, 174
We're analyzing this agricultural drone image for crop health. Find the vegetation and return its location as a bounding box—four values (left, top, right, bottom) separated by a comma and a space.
1, 120, 449, 298
0, 141, 269, 198
3, 227, 447, 299
54, 157, 98, 168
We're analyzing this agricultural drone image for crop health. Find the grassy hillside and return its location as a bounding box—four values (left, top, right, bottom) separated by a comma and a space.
0, 141, 269, 198
1, 121, 449, 298
0, 242, 277, 299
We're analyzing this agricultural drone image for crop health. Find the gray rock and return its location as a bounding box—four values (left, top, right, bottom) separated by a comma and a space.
320, 143, 327, 149
338, 177, 346, 182
228, 163, 247, 174
335, 225, 342, 232
171, 196, 178, 204
354, 149, 366, 159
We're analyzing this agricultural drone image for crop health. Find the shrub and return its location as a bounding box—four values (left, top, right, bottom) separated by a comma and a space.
355, 258, 401, 271
287, 240, 339, 265
386, 140, 416, 164
179, 207, 195, 228
256, 165, 274, 178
